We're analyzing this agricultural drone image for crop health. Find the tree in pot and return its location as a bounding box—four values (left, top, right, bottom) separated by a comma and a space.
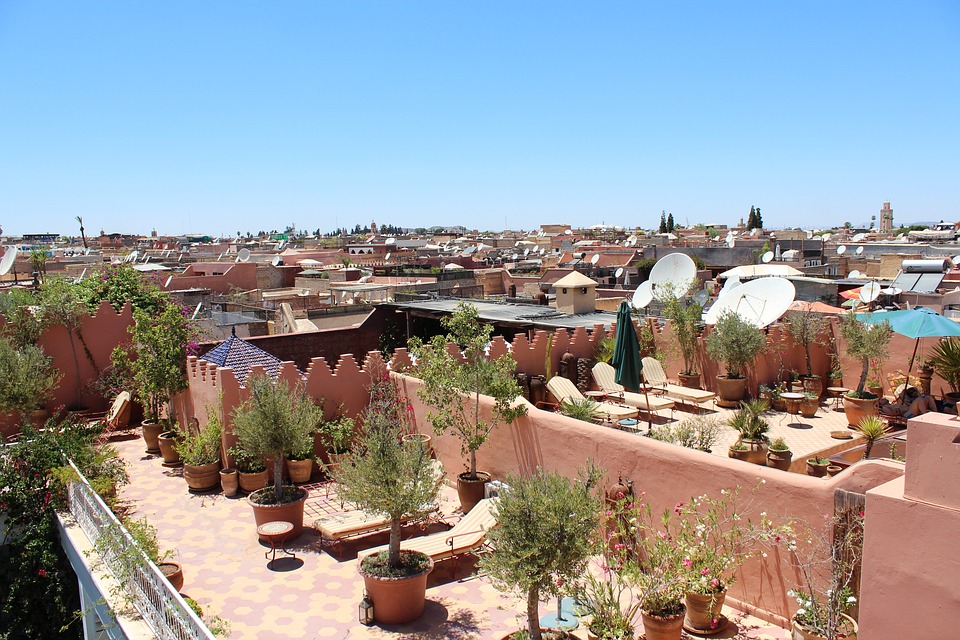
409, 301, 526, 512
838, 314, 892, 427
656, 279, 704, 388
479, 465, 602, 640
175, 415, 222, 492
705, 311, 765, 406
316, 413, 355, 468
785, 309, 829, 397
330, 373, 442, 625
231, 372, 323, 536
0, 336, 61, 427
726, 399, 770, 465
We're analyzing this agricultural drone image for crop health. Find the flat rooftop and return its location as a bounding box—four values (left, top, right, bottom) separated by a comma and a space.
389, 298, 616, 330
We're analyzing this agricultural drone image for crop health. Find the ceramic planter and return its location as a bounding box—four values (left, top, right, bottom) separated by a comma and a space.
801, 375, 824, 398
457, 471, 490, 513
249, 486, 308, 537
806, 460, 830, 478
791, 612, 858, 640
141, 421, 164, 454
767, 449, 793, 471
740, 439, 768, 465
800, 398, 819, 418
220, 468, 239, 497
183, 461, 221, 492
641, 606, 686, 640
287, 458, 313, 484
843, 395, 878, 427
827, 464, 844, 477
401, 433, 433, 457
715, 376, 747, 408
728, 447, 750, 462
159, 561, 183, 592
359, 553, 434, 625
157, 431, 182, 467
678, 373, 701, 389
684, 590, 727, 633
238, 469, 269, 492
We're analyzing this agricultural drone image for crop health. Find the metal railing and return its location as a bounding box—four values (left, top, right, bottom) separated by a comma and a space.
66, 461, 216, 640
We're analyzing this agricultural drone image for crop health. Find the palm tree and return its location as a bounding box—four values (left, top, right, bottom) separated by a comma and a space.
75, 216, 88, 249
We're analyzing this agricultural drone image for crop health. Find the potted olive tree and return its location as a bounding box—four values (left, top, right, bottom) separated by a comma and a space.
838, 314, 892, 427
231, 372, 323, 536
410, 301, 526, 512
705, 311, 765, 406
785, 309, 829, 397
0, 337, 61, 427
657, 280, 704, 388
480, 465, 602, 640
331, 373, 441, 625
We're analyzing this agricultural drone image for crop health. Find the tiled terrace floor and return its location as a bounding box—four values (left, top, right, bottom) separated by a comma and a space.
109, 411, 853, 640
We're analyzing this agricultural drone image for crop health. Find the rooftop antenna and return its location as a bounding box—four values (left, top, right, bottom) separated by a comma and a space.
855, 246, 864, 255
705, 277, 796, 328
191, 303, 203, 320
236, 248, 251, 263
0, 246, 19, 277
271, 255, 282, 267
837, 245, 847, 255
631, 280, 653, 310
761, 251, 774, 264
615, 267, 624, 288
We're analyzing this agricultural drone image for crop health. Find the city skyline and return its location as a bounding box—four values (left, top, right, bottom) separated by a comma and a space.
1, 2, 958, 236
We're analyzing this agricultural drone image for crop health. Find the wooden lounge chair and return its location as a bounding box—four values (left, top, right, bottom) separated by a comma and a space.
641, 357, 717, 411
545, 376, 639, 422
591, 362, 676, 416
358, 497, 500, 574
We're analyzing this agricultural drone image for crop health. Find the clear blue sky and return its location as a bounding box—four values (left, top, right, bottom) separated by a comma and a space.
1, 2, 958, 237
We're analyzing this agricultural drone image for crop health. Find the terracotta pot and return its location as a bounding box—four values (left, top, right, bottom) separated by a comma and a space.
828, 375, 843, 389
457, 471, 490, 513
791, 613, 858, 640
740, 439, 768, 465
785, 398, 801, 414
249, 486, 308, 537
767, 449, 793, 471
827, 464, 843, 477
141, 421, 164, 454
184, 461, 221, 492
802, 375, 824, 398
800, 398, 819, 418
773, 399, 787, 412
359, 553, 434, 625
806, 460, 830, 478
159, 561, 184, 592
944, 391, 960, 405
157, 431, 182, 467
287, 458, 313, 484
918, 368, 933, 395
867, 384, 883, 398
238, 469, 269, 492
843, 395, 878, 427
728, 447, 750, 462
220, 468, 239, 497
678, 373, 701, 389
402, 433, 433, 457
715, 376, 747, 408
641, 606, 686, 640
684, 589, 727, 633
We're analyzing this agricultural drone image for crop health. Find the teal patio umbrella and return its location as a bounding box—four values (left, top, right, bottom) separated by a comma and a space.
855, 308, 960, 398
611, 300, 651, 428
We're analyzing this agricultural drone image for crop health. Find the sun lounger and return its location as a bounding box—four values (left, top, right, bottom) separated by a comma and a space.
545, 376, 639, 422
591, 362, 676, 416
359, 497, 500, 573
641, 357, 716, 411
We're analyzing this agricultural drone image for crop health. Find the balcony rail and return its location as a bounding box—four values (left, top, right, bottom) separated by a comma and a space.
65, 460, 216, 640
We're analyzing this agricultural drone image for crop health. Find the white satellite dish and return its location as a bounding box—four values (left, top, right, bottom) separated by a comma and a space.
822, 233, 832, 242
384, 252, 391, 261
77, 268, 87, 281
761, 251, 774, 264
632, 280, 654, 309
852, 233, 867, 243
217, 252, 224, 261
237, 248, 251, 262
564, 229, 573, 235
615, 267, 624, 278
727, 236, 736, 248
191, 303, 203, 320
693, 289, 710, 307
848, 270, 862, 279
512, 253, 519, 260
524, 248, 530, 256
271, 255, 282, 267
649, 253, 697, 293
881, 287, 902, 296
0, 246, 18, 276
855, 246, 864, 255
718, 276, 741, 298
704, 277, 796, 328
952, 255, 960, 266
386, 237, 396, 245
859, 281, 881, 303
590, 253, 600, 265
124, 250, 139, 263
750, 228, 758, 237
837, 245, 847, 255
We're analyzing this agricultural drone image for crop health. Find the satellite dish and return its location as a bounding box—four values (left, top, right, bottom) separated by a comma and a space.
837, 245, 847, 255
718, 276, 741, 298
191, 303, 203, 320
822, 233, 832, 242
615, 267, 624, 278
952, 255, 960, 266
217, 252, 224, 261
855, 246, 864, 255
524, 248, 530, 256
271, 255, 282, 267
704, 277, 796, 328
512, 253, 519, 260
632, 280, 654, 309
881, 287, 902, 296
124, 250, 139, 263
859, 281, 881, 303
848, 270, 862, 279
649, 253, 697, 293
0, 246, 18, 276
384, 252, 391, 261
761, 251, 774, 264
237, 248, 251, 262
693, 289, 710, 306
386, 237, 396, 245
727, 236, 736, 248
565, 229, 573, 235
750, 228, 758, 237
77, 268, 87, 281
590, 254, 600, 265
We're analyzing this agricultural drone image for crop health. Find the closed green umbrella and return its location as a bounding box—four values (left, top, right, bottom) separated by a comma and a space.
611, 300, 650, 428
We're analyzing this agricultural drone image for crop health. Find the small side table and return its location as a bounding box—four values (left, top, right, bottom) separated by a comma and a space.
584, 391, 608, 401
781, 392, 805, 415
258, 521, 296, 565
827, 387, 850, 411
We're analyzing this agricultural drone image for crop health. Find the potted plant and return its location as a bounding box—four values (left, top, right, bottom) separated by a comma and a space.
800, 392, 820, 418
806, 455, 830, 477
767, 437, 793, 471
788, 509, 863, 639
727, 399, 770, 465
157, 424, 182, 467
657, 280, 703, 389
286, 433, 314, 484
330, 372, 442, 625
827, 332, 843, 387
92, 516, 184, 596
175, 414, 222, 492
838, 314, 892, 427
705, 310, 765, 406
231, 372, 323, 536
727, 440, 750, 462
856, 416, 889, 460
220, 466, 239, 497
574, 561, 639, 640
410, 301, 526, 512
785, 309, 829, 398
316, 413, 355, 468
229, 444, 268, 492
0, 337, 61, 427
927, 337, 960, 402
480, 465, 602, 640
559, 398, 601, 424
